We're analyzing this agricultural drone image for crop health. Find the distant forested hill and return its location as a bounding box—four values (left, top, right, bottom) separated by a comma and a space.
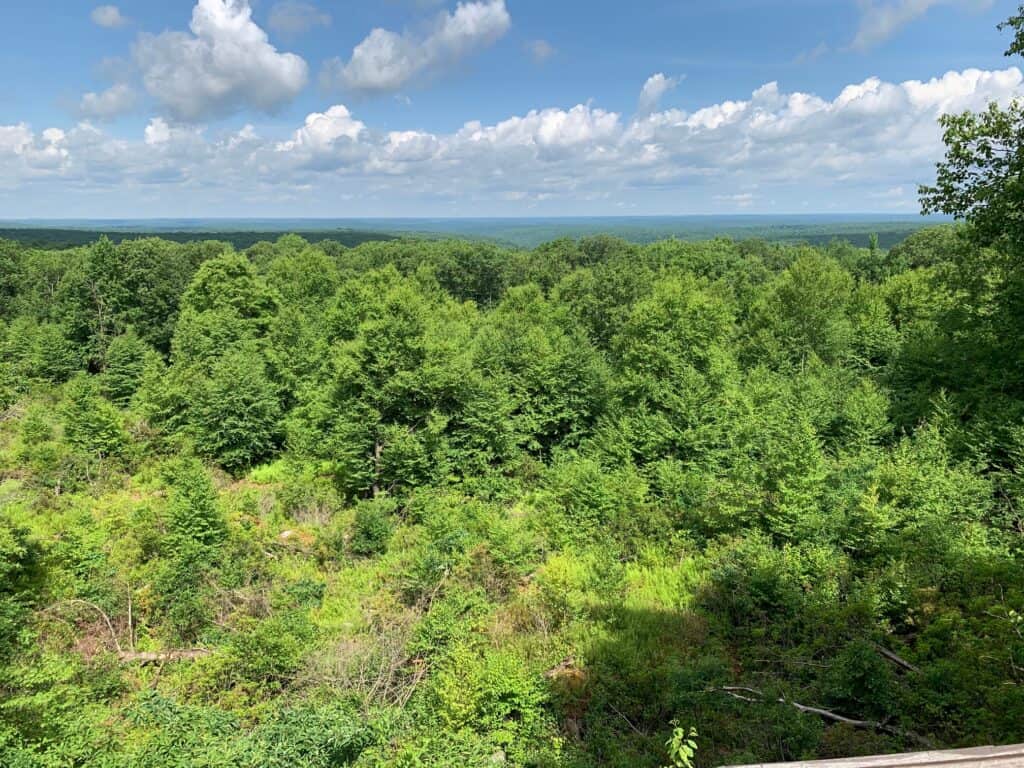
0, 226, 398, 250
0, 214, 941, 250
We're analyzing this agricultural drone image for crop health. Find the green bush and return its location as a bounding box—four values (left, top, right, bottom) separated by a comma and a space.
349, 497, 395, 557
61, 374, 128, 460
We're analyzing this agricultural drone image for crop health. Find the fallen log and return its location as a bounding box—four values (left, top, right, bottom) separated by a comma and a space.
117, 649, 211, 664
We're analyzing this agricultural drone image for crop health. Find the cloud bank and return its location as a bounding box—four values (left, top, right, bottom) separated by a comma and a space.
3, 67, 1021, 214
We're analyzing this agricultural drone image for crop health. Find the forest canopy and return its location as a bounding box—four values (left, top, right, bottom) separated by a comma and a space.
3, 8, 1024, 768
1, 219, 1023, 767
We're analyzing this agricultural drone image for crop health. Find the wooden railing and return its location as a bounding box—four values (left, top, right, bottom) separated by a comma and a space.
733, 744, 1024, 767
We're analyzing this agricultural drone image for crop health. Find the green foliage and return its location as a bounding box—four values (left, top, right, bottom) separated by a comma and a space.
12, 25, 1024, 757
920, 100, 1024, 251
1, 317, 83, 384
428, 643, 553, 757
349, 497, 395, 557
164, 457, 227, 549
0, 520, 41, 660
476, 284, 609, 454
61, 373, 128, 459
101, 328, 154, 405
4, 138, 1024, 768
82, 237, 210, 356
745, 251, 856, 366
663, 723, 698, 768
191, 346, 282, 474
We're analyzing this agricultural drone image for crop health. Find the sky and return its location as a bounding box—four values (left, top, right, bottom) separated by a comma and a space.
0, 0, 1020, 218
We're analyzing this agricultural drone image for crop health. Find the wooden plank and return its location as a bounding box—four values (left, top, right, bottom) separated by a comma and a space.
732, 744, 1024, 768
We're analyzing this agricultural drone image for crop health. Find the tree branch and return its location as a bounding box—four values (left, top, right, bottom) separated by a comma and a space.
709, 687, 934, 748
874, 643, 921, 674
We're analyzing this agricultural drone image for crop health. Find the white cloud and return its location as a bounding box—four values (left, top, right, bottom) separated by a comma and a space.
276, 105, 365, 152
267, 1, 331, 40
321, 0, 510, 94
851, 0, 993, 50
91, 5, 128, 28
144, 118, 172, 145
0, 124, 69, 181
0, 124, 34, 156
134, 0, 308, 121
1, 66, 1021, 214
456, 104, 621, 149
638, 73, 681, 115
79, 83, 137, 121
526, 39, 555, 63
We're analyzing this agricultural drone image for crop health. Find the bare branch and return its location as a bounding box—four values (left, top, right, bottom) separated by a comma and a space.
708, 687, 935, 748
45, 599, 123, 654
874, 643, 921, 674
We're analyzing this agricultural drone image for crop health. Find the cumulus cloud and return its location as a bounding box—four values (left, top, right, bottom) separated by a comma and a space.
79, 83, 137, 121
851, 0, 993, 50
0, 124, 70, 183
638, 73, 681, 115
267, 1, 331, 40
272, 105, 369, 171
134, 0, 308, 121
457, 104, 621, 149
1, 66, 1021, 213
144, 118, 172, 146
321, 0, 510, 94
91, 5, 128, 28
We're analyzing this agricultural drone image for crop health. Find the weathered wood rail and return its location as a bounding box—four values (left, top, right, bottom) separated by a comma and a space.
733, 744, 1024, 767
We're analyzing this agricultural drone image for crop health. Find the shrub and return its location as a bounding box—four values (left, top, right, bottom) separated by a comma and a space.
349, 498, 395, 557
61, 374, 128, 460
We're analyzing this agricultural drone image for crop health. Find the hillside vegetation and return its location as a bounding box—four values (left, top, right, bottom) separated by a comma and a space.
1, 222, 1023, 767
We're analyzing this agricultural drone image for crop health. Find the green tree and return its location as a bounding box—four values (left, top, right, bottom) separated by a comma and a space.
745, 251, 855, 366
191, 347, 282, 474
172, 252, 279, 369
81, 237, 205, 356
101, 328, 155, 405
304, 272, 513, 498
61, 374, 127, 460
0, 240, 22, 320
164, 457, 226, 549
0, 520, 41, 663
475, 284, 609, 455
921, 101, 1024, 250
919, 0, 1024, 246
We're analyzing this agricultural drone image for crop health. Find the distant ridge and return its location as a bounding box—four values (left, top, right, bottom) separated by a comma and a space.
0, 214, 948, 250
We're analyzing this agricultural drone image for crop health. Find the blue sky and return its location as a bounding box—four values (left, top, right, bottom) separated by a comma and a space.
0, 0, 1020, 217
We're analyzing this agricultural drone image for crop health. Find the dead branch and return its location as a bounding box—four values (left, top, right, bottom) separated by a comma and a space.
710, 687, 934, 748
44, 599, 123, 654
874, 643, 921, 674
608, 703, 647, 737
